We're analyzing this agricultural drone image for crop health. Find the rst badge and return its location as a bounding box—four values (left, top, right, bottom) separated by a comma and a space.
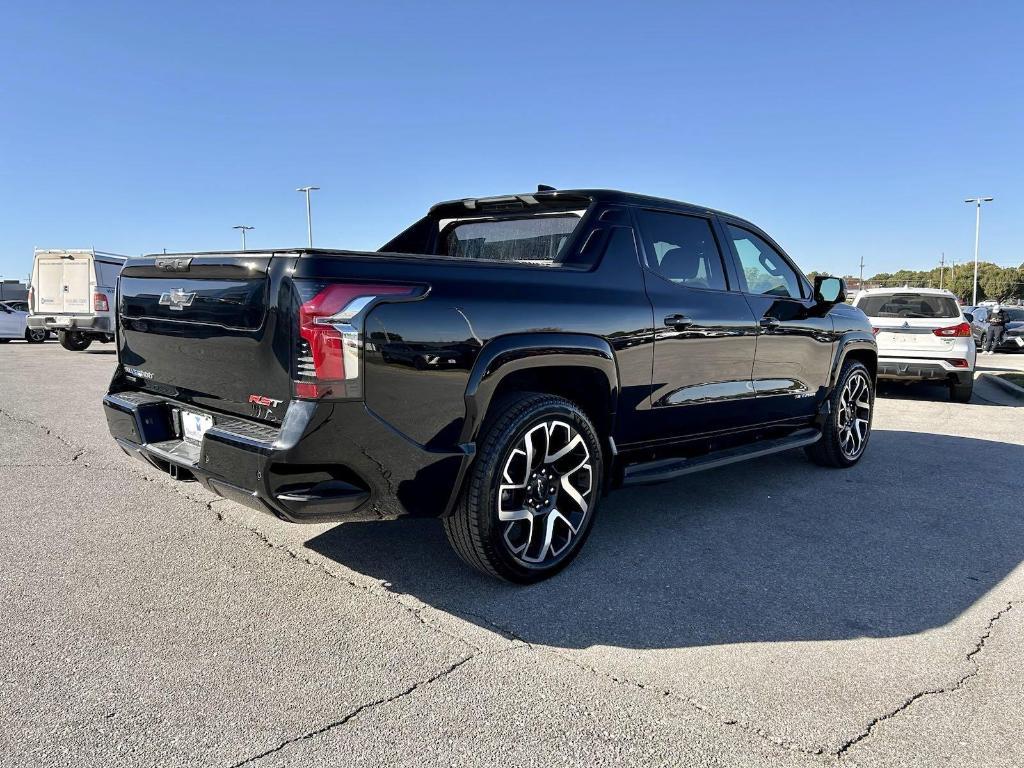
159, 288, 197, 311
248, 394, 282, 418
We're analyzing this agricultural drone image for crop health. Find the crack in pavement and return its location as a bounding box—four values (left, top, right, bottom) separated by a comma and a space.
447, 606, 825, 757
835, 601, 1015, 759
0, 407, 89, 462
225, 652, 481, 767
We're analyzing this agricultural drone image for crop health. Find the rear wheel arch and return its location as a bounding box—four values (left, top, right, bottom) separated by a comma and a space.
442, 335, 619, 519
461, 334, 619, 448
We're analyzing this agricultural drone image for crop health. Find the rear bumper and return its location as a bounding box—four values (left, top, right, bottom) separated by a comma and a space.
103, 390, 469, 523
29, 315, 111, 333
877, 357, 973, 383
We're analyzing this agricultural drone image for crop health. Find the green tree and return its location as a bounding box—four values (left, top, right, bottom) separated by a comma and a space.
980, 267, 1020, 302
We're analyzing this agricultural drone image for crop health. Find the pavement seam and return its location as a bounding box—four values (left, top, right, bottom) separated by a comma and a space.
0, 407, 88, 463
834, 601, 1015, 760
224, 651, 483, 767
127, 467, 489, 655
450, 607, 827, 758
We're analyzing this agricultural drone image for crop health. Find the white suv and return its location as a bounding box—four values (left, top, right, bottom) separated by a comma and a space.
853, 288, 975, 402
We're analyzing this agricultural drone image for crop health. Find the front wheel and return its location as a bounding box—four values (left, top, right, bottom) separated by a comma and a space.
25, 327, 48, 343
805, 360, 874, 468
58, 330, 92, 351
443, 393, 603, 583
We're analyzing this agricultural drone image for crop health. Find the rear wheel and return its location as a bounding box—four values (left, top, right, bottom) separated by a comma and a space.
58, 330, 92, 351
950, 378, 974, 403
25, 328, 48, 344
443, 392, 603, 583
805, 360, 874, 468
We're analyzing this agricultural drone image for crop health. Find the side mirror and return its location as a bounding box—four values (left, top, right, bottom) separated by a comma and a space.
814, 275, 846, 305
963, 312, 974, 323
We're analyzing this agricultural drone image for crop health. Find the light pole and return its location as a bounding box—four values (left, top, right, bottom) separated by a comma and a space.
233, 225, 254, 251
297, 186, 320, 247
964, 196, 994, 306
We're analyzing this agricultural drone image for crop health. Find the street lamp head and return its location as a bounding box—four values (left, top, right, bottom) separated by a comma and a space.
296, 186, 320, 193
964, 197, 994, 203
233, 225, 254, 231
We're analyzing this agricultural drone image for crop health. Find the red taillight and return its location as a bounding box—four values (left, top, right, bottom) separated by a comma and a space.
93, 292, 109, 312
933, 322, 971, 337
947, 359, 970, 368
294, 282, 417, 400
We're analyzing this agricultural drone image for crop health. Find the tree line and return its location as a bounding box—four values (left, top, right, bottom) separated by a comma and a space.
810, 262, 1024, 303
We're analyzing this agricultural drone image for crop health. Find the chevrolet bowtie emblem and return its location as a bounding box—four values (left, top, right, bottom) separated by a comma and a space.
159, 288, 197, 311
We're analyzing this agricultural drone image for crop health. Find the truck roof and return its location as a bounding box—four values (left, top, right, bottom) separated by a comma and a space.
428, 188, 752, 224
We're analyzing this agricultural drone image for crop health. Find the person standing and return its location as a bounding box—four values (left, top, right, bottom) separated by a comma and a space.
985, 304, 1008, 354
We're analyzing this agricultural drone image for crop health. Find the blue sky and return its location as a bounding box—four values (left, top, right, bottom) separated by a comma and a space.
1, 1, 1021, 280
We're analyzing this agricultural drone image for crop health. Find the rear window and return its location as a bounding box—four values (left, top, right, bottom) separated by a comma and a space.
856, 293, 961, 319
440, 215, 580, 265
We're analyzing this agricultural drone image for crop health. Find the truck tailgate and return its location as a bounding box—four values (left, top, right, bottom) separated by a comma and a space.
117, 254, 294, 421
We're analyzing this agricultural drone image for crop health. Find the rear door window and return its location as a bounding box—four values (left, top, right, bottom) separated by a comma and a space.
635, 209, 728, 290
856, 294, 961, 318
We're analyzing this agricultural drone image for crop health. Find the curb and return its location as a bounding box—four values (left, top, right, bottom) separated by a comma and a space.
979, 372, 1024, 401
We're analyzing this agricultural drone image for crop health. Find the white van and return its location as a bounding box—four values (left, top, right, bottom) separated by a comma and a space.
28, 249, 128, 351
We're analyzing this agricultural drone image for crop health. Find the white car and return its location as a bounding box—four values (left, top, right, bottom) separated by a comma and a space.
852, 288, 975, 402
0, 301, 49, 344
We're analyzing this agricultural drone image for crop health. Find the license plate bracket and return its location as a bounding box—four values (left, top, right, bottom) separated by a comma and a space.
181, 410, 214, 444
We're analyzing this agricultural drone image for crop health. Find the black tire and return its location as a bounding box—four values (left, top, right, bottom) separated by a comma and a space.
58, 330, 92, 351
950, 378, 974, 403
443, 392, 604, 584
805, 360, 874, 468
0, 338, 10, 344
25, 327, 48, 344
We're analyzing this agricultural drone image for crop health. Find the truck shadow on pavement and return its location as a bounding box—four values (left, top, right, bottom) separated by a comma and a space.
306, 430, 1024, 649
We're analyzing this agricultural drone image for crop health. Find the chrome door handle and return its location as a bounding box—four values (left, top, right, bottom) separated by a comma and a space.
759, 317, 780, 329
664, 314, 693, 329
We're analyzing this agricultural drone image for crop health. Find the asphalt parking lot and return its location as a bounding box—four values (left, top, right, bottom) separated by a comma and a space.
2, 342, 1022, 768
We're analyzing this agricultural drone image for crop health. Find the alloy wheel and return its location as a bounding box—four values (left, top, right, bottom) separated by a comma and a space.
837, 371, 871, 460
497, 419, 593, 567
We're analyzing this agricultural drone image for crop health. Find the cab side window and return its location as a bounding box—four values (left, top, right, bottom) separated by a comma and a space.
726, 224, 803, 299
636, 210, 728, 291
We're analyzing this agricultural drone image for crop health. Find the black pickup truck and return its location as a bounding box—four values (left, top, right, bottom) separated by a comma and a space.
104, 188, 877, 583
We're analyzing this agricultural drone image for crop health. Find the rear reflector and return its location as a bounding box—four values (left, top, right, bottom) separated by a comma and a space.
946, 359, 970, 368
933, 322, 971, 337
293, 282, 419, 400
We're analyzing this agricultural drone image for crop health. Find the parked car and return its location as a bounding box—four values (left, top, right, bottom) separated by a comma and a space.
853, 287, 975, 402
103, 188, 877, 582
969, 305, 1024, 352
27, 249, 127, 351
0, 301, 49, 343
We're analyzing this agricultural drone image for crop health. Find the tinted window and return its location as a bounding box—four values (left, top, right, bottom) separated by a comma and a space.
973, 308, 987, 322
442, 215, 580, 264
727, 225, 802, 299
636, 210, 727, 290
855, 293, 961, 319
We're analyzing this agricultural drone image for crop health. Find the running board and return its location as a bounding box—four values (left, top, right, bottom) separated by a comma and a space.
622, 428, 821, 486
